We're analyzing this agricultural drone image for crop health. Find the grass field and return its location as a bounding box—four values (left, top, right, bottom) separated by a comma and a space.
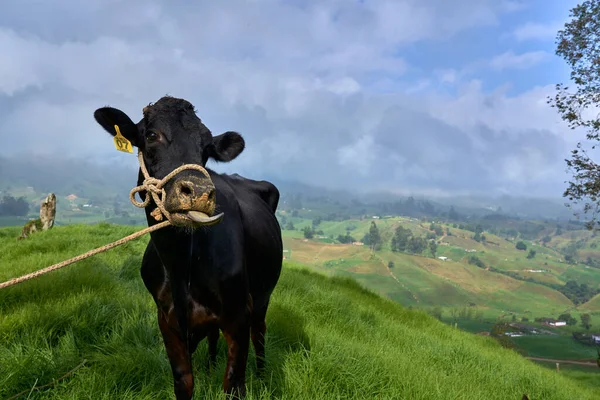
512, 335, 598, 360
281, 216, 600, 318
1, 224, 599, 399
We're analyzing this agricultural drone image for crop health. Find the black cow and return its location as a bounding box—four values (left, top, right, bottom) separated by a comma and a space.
93, 96, 283, 399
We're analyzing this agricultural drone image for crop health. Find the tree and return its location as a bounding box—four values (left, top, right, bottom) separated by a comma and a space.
407, 236, 427, 254
558, 312, 578, 326
391, 226, 411, 252
549, 1, 600, 230
516, 241, 527, 251
303, 226, 313, 239
527, 249, 537, 259
312, 217, 322, 229
429, 241, 437, 258
0, 195, 29, 216
368, 221, 381, 251
285, 221, 295, 230
388, 261, 395, 269
581, 313, 592, 330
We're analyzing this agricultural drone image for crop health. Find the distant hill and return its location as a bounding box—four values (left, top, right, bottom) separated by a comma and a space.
0, 153, 583, 222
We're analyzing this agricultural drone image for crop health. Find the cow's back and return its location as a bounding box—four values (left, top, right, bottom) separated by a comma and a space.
220, 174, 283, 309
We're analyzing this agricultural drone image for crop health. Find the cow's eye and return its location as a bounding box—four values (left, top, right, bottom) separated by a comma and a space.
146, 131, 159, 143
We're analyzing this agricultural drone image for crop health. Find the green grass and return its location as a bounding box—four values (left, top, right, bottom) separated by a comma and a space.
1, 225, 599, 399
512, 335, 598, 360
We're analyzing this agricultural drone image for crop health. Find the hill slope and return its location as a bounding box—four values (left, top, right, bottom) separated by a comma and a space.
280, 216, 600, 317
0, 225, 597, 399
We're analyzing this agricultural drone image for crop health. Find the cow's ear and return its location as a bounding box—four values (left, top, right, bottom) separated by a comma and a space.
209, 131, 245, 162
93, 107, 140, 146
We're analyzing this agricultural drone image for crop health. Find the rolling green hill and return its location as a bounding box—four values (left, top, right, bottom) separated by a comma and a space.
279, 216, 600, 318
0, 224, 598, 399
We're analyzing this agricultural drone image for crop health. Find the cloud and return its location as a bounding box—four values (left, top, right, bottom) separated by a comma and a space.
489, 50, 549, 71
512, 22, 562, 42
0, 0, 579, 198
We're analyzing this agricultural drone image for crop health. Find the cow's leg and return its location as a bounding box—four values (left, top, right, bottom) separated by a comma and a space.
158, 309, 194, 400
207, 326, 220, 369
189, 326, 220, 372
250, 302, 269, 375
222, 323, 250, 398
220, 286, 251, 398
141, 243, 195, 400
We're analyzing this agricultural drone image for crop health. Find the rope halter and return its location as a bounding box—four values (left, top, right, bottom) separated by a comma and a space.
129, 150, 214, 224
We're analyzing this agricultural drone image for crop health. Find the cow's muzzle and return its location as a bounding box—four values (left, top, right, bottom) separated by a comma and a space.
164, 176, 223, 227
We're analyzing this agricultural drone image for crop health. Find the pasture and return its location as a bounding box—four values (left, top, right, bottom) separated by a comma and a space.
280, 216, 600, 319
1, 224, 598, 399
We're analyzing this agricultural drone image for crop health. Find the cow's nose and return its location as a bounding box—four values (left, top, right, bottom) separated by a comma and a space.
206, 187, 215, 202
175, 180, 196, 202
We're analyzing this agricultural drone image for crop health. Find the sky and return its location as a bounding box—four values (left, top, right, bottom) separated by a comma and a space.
0, 0, 587, 198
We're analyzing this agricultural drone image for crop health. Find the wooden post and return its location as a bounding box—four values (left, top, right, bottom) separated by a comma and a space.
556, 362, 560, 373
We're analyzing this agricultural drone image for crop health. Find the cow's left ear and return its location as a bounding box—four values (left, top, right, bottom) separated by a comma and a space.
209, 131, 245, 162
93, 107, 140, 147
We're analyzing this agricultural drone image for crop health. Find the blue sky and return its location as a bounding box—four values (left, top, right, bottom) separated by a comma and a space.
0, 0, 588, 198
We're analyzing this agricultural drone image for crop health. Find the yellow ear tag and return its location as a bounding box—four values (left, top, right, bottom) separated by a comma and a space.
113, 125, 133, 153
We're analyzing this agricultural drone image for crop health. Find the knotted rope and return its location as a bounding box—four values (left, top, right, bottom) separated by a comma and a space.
0, 150, 213, 290
129, 150, 212, 223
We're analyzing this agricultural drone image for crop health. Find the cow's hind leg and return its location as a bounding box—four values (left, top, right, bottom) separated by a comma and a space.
208, 327, 220, 368
193, 326, 219, 372
250, 302, 269, 375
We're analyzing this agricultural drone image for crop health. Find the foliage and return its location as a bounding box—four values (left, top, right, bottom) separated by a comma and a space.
337, 233, 355, 244
558, 313, 578, 326
391, 226, 411, 252
580, 313, 592, 330
0, 195, 29, 217
429, 241, 438, 257
303, 226, 313, 239
364, 221, 382, 251
407, 236, 427, 255
549, 0, 600, 229
516, 241, 527, 251
527, 249, 537, 259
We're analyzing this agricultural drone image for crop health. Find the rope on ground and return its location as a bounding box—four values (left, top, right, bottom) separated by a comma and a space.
7, 359, 88, 400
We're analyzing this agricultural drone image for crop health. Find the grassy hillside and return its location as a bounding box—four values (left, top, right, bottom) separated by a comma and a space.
280, 216, 600, 318
0, 224, 598, 399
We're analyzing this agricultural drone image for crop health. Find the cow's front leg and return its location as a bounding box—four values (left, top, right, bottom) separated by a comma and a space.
158, 309, 194, 400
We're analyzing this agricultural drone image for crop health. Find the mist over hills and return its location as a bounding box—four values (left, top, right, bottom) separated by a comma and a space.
0, 153, 579, 222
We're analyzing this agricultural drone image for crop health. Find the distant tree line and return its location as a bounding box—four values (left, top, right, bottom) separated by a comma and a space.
0, 195, 29, 217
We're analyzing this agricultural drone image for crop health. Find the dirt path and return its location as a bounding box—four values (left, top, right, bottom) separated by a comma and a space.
526, 356, 598, 367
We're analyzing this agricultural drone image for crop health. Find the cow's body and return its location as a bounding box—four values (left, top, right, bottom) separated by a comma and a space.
140, 172, 282, 398
93, 96, 283, 399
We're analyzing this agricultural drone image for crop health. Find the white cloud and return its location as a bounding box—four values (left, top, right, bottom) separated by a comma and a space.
489, 50, 548, 71
512, 22, 561, 42
0, 0, 578, 197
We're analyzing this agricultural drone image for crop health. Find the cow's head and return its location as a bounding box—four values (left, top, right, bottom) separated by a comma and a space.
93, 96, 244, 228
